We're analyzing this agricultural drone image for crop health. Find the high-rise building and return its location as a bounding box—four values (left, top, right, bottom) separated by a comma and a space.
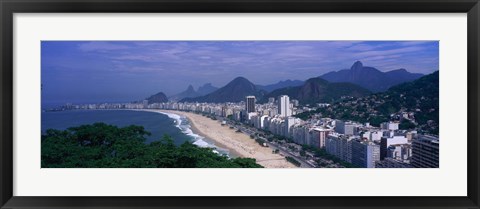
285, 117, 299, 137
326, 133, 353, 163
311, 127, 331, 148
351, 139, 380, 168
335, 120, 357, 135
278, 95, 291, 117
245, 96, 256, 113
380, 136, 409, 160
411, 135, 439, 168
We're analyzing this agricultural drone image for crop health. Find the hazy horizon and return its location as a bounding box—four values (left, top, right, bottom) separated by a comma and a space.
42, 41, 439, 105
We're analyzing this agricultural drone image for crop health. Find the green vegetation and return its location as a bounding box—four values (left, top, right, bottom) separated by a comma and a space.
301, 145, 357, 168
255, 138, 266, 146
262, 77, 371, 105
41, 123, 263, 168
265, 131, 294, 143
299, 150, 306, 157
295, 72, 439, 135
285, 156, 301, 167
399, 119, 416, 130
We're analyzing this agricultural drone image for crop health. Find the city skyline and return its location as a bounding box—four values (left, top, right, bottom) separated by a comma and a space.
50, 92, 439, 168
41, 40, 439, 169
41, 41, 439, 105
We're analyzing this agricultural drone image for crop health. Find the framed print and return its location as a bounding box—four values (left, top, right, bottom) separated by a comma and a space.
1, 0, 479, 208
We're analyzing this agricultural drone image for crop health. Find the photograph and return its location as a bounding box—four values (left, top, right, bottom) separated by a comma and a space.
41, 41, 439, 169
2, 0, 478, 207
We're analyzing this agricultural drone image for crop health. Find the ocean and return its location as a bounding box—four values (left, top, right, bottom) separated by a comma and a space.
41, 110, 231, 156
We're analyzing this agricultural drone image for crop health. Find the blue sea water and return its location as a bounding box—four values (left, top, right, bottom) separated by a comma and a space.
41, 110, 231, 157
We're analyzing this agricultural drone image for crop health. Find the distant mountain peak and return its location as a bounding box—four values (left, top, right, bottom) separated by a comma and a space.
197, 83, 218, 96
389, 68, 407, 73
200, 83, 213, 88
146, 92, 168, 104
232, 76, 250, 83
168, 85, 200, 101
263, 76, 370, 105
181, 77, 265, 103
306, 77, 329, 84
321, 61, 424, 92
351, 61, 364, 70
224, 77, 257, 90
256, 79, 305, 92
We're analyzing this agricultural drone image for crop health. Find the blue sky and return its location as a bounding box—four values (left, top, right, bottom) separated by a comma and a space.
41, 41, 439, 104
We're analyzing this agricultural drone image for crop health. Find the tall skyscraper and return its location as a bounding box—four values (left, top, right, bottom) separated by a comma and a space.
278, 95, 291, 117
245, 96, 256, 113
411, 135, 439, 168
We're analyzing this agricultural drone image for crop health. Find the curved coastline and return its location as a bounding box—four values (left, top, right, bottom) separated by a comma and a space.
137, 109, 296, 168
130, 109, 237, 157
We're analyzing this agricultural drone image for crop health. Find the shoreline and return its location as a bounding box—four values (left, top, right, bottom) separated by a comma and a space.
131, 109, 241, 157
140, 109, 296, 168
186, 118, 243, 158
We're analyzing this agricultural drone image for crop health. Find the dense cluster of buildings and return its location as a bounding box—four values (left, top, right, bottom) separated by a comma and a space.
57, 94, 439, 168
245, 95, 437, 168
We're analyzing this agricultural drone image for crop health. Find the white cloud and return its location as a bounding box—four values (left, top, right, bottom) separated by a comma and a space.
78, 42, 130, 52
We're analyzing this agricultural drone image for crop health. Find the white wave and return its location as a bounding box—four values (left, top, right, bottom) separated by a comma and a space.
157, 111, 183, 129
192, 138, 211, 148
155, 111, 218, 149
141, 110, 233, 157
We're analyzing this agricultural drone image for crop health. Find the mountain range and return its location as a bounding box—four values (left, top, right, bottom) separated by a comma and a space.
168, 83, 219, 101
263, 77, 371, 104
180, 76, 370, 105
297, 71, 439, 134
197, 83, 218, 95
146, 61, 430, 105
169, 85, 200, 102
180, 77, 266, 103
320, 61, 423, 92
256, 79, 304, 92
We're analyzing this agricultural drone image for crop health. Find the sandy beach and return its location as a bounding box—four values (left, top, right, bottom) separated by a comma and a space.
141, 109, 296, 168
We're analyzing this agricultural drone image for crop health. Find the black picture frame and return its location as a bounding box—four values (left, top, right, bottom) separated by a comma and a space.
1, 0, 479, 208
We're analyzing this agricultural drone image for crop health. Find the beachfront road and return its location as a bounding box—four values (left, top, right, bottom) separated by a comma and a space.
226, 119, 314, 168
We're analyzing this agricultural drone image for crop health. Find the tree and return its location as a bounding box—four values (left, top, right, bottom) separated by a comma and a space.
300, 150, 306, 157
399, 120, 416, 130
42, 123, 263, 168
